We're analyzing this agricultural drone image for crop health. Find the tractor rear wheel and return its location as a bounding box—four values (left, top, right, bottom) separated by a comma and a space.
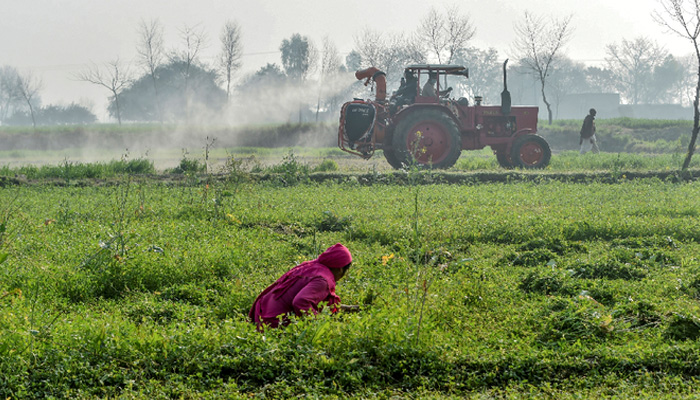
392, 110, 461, 169
510, 135, 551, 169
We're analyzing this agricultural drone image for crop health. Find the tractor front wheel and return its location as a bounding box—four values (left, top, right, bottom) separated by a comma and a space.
392, 110, 461, 169
382, 131, 404, 169
510, 135, 551, 169
496, 150, 515, 169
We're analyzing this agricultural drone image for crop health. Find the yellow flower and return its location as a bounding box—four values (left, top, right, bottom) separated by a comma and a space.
381, 253, 395, 265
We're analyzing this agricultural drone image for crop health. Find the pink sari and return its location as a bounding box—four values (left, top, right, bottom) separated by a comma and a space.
249, 243, 352, 328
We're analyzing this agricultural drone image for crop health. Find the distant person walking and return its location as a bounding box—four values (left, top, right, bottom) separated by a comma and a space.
580, 108, 600, 154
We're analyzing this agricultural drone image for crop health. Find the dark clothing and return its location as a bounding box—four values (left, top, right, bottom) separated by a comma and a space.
579, 113, 600, 154
393, 77, 418, 107
580, 114, 596, 139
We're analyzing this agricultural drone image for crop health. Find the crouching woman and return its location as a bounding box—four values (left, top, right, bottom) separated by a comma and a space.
249, 243, 355, 329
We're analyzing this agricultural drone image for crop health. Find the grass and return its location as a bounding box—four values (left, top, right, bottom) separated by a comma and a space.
2, 119, 700, 398
0, 158, 156, 180
3, 167, 700, 397
1, 147, 698, 180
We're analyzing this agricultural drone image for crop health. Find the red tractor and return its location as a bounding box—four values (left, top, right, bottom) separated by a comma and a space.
338, 63, 551, 169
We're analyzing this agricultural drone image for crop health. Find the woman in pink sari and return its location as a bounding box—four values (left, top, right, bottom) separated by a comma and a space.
249, 243, 355, 329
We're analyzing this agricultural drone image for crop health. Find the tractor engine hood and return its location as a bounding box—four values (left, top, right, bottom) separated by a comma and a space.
355, 67, 387, 103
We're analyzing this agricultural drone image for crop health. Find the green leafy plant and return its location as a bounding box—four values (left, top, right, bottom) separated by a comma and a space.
665, 313, 700, 341
169, 149, 207, 174
313, 159, 339, 172
315, 210, 352, 232
519, 271, 568, 295
539, 296, 615, 343
267, 150, 311, 185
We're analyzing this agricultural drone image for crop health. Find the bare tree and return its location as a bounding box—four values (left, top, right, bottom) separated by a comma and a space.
16, 71, 42, 128
354, 28, 425, 86
316, 36, 342, 121
654, 0, 700, 170
419, 8, 447, 63
219, 20, 243, 101
418, 5, 475, 64
444, 6, 476, 65
605, 37, 668, 105
173, 24, 207, 123
175, 24, 207, 70
136, 18, 165, 123
76, 59, 131, 125
0, 65, 22, 123
353, 28, 385, 69
512, 11, 573, 125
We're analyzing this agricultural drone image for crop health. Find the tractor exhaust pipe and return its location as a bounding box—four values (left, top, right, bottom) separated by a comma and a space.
355, 67, 387, 103
501, 59, 511, 115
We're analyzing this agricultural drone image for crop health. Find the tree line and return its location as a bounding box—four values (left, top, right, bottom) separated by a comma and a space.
0, 2, 699, 131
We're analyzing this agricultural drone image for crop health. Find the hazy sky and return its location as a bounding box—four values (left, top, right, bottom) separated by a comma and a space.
0, 0, 692, 120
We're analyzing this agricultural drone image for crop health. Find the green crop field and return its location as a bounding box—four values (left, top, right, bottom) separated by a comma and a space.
3, 157, 700, 399
3, 125, 700, 398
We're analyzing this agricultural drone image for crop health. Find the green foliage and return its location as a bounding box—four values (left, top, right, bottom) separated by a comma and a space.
315, 210, 352, 232
113, 60, 227, 122
665, 313, 700, 341
570, 259, 648, 281
168, 156, 206, 174
258, 150, 311, 185
539, 118, 693, 155
520, 271, 569, 295
612, 300, 662, 330
3, 176, 700, 397
0, 158, 155, 180
313, 159, 339, 172
512, 248, 558, 267
538, 296, 615, 343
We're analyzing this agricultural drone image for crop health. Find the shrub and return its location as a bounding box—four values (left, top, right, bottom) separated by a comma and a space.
519, 271, 567, 295
539, 296, 615, 343
681, 274, 700, 299
313, 159, 339, 172
265, 151, 311, 185
315, 210, 352, 232
665, 313, 700, 341
169, 157, 206, 174
517, 238, 586, 255
510, 249, 558, 268
612, 300, 662, 330
570, 259, 647, 281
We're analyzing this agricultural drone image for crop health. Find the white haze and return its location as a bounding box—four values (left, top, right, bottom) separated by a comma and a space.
0, 0, 692, 124
0, 0, 695, 169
